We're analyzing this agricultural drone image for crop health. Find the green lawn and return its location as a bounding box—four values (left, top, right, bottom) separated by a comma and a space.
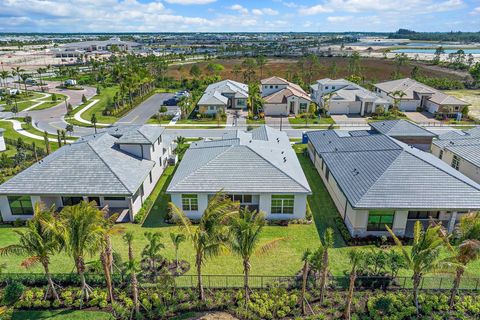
289, 116, 335, 126
75, 86, 119, 125
12, 310, 113, 320
1, 92, 67, 112
0, 120, 58, 152
175, 118, 226, 126
246, 118, 266, 125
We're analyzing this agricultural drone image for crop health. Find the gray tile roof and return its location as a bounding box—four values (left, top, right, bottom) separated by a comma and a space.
307, 130, 480, 210
370, 120, 436, 137
433, 127, 480, 167
0, 127, 159, 196
445, 144, 480, 167
167, 126, 311, 194
115, 125, 165, 144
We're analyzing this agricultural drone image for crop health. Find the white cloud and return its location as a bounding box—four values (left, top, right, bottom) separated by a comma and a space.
470, 6, 480, 14
164, 0, 216, 4
252, 8, 279, 16
326, 15, 353, 22
298, 4, 332, 15
228, 4, 249, 15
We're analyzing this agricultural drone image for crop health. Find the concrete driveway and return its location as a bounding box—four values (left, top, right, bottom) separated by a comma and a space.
116, 93, 175, 125
330, 114, 368, 124
226, 109, 247, 127
264, 116, 291, 130
404, 111, 440, 124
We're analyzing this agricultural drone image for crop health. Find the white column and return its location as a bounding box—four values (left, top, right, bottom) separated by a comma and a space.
448, 211, 458, 233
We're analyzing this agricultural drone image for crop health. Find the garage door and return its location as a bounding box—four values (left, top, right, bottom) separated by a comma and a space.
263, 104, 287, 116
399, 101, 419, 111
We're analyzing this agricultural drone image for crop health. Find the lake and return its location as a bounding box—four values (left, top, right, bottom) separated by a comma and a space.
393, 48, 480, 54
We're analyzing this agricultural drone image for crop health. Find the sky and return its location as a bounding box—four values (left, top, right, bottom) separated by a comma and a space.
1, 0, 480, 33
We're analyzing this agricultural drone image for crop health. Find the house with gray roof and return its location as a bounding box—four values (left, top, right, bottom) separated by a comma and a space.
431, 126, 480, 184
0, 125, 175, 222
311, 78, 389, 116
374, 78, 469, 118
197, 79, 248, 115
369, 120, 437, 151
306, 129, 480, 237
167, 126, 311, 220
261, 77, 312, 116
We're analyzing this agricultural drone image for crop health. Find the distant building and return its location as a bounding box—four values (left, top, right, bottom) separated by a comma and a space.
431, 127, 480, 184
52, 37, 141, 58
0, 125, 175, 222
369, 120, 436, 151
374, 78, 469, 117
311, 78, 389, 116
261, 77, 312, 116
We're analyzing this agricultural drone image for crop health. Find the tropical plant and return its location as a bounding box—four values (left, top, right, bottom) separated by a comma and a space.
390, 90, 406, 114
387, 222, 454, 314
300, 249, 311, 315
123, 231, 140, 316
170, 232, 186, 272
56, 201, 105, 301
318, 228, 334, 304
142, 232, 165, 274
169, 191, 239, 300
344, 249, 364, 320
449, 212, 480, 308
0, 203, 61, 301
91, 113, 98, 133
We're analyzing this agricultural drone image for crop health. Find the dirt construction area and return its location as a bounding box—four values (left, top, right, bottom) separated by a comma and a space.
446, 89, 480, 121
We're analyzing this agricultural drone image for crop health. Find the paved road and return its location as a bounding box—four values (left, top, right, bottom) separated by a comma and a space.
116, 93, 174, 125
265, 116, 292, 130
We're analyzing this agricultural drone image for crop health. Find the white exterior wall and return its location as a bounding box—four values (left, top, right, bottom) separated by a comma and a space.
425, 100, 440, 113
439, 148, 480, 184
198, 104, 225, 115
0, 133, 5, 152
399, 100, 420, 111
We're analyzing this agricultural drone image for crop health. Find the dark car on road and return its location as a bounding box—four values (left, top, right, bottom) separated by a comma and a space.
163, 97, 178, 106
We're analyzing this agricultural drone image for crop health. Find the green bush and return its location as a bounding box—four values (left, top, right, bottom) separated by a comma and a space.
305, 201, 313, 221
2, 281, 25, 306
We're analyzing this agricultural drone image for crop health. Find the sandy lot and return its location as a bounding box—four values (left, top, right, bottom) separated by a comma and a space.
445, 89, 480, 120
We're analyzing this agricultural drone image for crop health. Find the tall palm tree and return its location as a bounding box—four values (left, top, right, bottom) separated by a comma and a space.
449, 212, 480, 308
142, 232, 165, 273
229, 208, 281, 304
318, 228, 334, 305
300, 249, 311, 315
169, 192, 239, 301
11, 66, 24, 90
344, 249, 364, 320
170, 232, 186, 272
56, 201, 104, 301
123, 231, 140, 316
390, 90, 406, 115
0, 203, 61, 302
91, 113, 98, 134
387, 222, 454, 314
19, 73, 30, 97
0, 70, 10, 88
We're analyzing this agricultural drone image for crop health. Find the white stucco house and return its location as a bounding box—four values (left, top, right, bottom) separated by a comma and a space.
260, 77, 312, 116
306, 129, 480, 238
197, 79, 248, 115
167, 126, 311, 220
0, 128, 5, 152
311, 78, 389, 116
374, 78, 469, 117
0, 125, 176, 222
431, 127, 480, 184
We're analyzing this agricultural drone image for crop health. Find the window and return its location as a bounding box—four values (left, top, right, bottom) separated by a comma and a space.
367, 210, 395, 231
299, 103, 308, 113
62, 197, 83, 206
270, 85, 273, 89
451, 155, 460, 170
237, 99, 246, 106
275, 85, 278, 88
271, 195, 294, 214
104, 196, 126, 201
182, 194, 198, 211
149, 172, 153, 184
227, 194, 253, 203
325, 86, 329, 89
332, 86, 336, 90
88, 197, 100, 206
408, 211, 440, 219
439, 150, 443, 160
8, 196, 33, 215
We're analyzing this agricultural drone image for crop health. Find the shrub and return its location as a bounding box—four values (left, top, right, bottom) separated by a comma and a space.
334, 216, 352, 243
2, 281, 25, 306
51, 93, 57, 102
305, 201, 313, 221
12, 218, 25, 227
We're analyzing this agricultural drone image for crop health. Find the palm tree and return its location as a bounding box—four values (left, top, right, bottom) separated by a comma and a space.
170, 232, 186, 272
19, 73, 30, 97
390, 90, 406, 115
256, 55, 267, 78
91, 113, 98, 133
11, 66, 24, 90
142, 232, 165, 275
123, 231, 140, 316
0, 70, 10, 88
343, 249, 364, 320
319, 228, 334, 305
169, 192, 239, 301
387, 222, 454, 314
449, 212, 480, 308
0, 203, 61, 302
56, 201, 104, 301
300, 249, 311, 315
229, 208, 282, 304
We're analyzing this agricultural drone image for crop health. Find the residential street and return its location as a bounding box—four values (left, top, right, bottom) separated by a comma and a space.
116, 93, 175, 125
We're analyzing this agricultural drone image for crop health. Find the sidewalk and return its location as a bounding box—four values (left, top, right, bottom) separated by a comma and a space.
4, 119, 74, 143
73, 99, 110, 127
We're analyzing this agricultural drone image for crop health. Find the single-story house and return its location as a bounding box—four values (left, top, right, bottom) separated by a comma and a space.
431, 126, 480, 184
167, 126, 311, 219
374, 78, 469, 117
311, 78, 389, 116
197, 79, 248, 115
260, 77, 312, 116
369, 120, 437, 151
306, 129, 480, 237
0, 125, 176, 222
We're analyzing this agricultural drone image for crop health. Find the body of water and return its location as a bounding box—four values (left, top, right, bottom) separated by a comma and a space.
393, 48, 480, 54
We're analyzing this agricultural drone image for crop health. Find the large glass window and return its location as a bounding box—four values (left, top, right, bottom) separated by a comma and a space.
62, 197, 83, 206
182, 194, 198, 211
299, 103, 308, 113
408, 211, 440, 219
227, 194, 253, 203
451, 155, 460, 170
8, 196, 33, 215
271, 195, 295, 214
367, 210, 395, 231
104, 196, 125, 201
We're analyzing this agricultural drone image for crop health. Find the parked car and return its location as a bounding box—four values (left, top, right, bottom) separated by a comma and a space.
163, 98, 178, 106
25, 78, 37, 85
175, 90, 190, 99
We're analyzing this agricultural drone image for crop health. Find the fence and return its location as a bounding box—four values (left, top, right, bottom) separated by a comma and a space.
2, 273, 479, 291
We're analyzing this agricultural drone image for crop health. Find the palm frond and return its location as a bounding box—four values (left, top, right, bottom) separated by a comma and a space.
256, 237, 288, 256
21, 256, 41, 269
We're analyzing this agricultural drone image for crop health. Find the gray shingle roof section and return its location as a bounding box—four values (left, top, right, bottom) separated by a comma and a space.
307, 130, 480, 210
0, 128, 157, 196
115, 125, 165, 144
167, 126, 311, 194
370, 120, 436, 137
433, 126, 480, 148
445, 144, 480, 167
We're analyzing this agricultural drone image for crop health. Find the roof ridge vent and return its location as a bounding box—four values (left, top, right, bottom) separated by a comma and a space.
283, 157, 287, 162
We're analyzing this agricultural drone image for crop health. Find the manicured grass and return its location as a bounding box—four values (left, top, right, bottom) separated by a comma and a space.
1, 92, 67, 112
0, 120, 58, 151
288, 116, 335, 125
246, 118, 265, 125
175, 118, 226, 126
12, 310, 113, 320
77, 86, 120, 124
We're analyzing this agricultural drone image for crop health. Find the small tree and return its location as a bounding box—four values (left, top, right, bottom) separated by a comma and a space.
123, 232, 140, 316
300, 249, 311, 315
318, 228, 334, 305
81, 94, 87, 103
43, 131, 50, 155
91, 113, 98, 133
142, 232, 165, 276
170, 232, 186, 272
65, 124, 74, 136
344, 250, 364, 320
51, 93, 57, 102
24, 116, 32, 127
66, 103, 73, 116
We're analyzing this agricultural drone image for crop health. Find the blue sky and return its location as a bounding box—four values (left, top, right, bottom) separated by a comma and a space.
1, 0, 479, 33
